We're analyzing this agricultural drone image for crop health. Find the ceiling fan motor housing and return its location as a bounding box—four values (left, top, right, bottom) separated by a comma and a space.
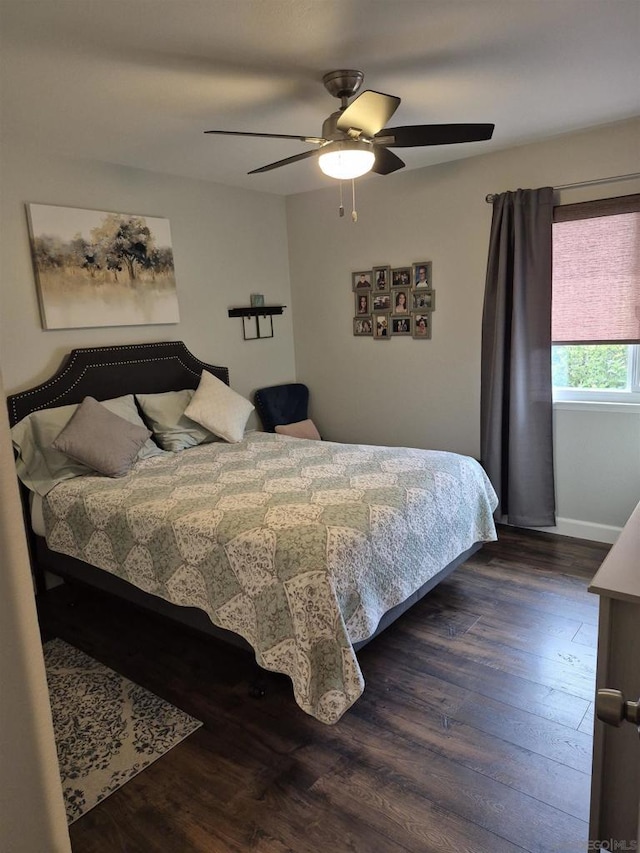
322, 70, 365, 102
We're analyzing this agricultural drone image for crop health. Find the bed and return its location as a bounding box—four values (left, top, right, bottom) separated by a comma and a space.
8, 341, 498, 724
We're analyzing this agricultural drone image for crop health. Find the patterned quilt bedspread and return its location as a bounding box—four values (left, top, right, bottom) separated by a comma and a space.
43, 431, 498, 724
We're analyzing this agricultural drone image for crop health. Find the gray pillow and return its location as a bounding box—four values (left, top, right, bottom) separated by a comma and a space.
136, 389, 217, 452
52, 396, 152, 477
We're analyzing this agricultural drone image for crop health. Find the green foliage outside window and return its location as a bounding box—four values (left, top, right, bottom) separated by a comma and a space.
552, 344, 629, 390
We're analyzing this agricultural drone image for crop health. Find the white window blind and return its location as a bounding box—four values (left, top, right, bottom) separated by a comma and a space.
551, 194, 640, 344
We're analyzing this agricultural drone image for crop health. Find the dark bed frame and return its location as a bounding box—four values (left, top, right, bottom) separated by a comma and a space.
7, 341, 480, 656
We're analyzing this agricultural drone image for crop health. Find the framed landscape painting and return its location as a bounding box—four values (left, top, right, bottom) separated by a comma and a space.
26, 203, 180, 329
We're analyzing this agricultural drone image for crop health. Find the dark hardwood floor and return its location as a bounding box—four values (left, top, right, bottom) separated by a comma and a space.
38, 525, 609, 853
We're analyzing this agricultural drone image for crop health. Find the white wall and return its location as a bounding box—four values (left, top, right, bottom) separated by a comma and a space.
0, 146, 296, 412
0, 368, 71, 853
552, 404, 640, 543
286, 118, 640, 539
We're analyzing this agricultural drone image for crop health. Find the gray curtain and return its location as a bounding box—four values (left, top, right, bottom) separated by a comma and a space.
480, 187, 556, 527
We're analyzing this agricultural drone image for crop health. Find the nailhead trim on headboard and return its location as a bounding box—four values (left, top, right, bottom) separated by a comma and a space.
7, 341, 230, 425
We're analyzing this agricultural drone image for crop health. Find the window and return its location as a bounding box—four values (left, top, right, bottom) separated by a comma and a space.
551, 194, 640, 403
552, 343, 640, 402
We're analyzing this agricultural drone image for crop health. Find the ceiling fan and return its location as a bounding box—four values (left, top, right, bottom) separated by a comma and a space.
205, 69, 494, 180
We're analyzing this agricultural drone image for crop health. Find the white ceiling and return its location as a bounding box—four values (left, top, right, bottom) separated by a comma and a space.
1, 0, 638, 196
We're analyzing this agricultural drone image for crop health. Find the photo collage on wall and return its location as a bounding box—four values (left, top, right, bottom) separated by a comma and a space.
352, 262, 434, 339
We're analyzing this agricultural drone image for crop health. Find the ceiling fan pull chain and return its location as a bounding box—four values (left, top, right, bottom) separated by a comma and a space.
339, 180, 345, 217
351, 179, 358, 222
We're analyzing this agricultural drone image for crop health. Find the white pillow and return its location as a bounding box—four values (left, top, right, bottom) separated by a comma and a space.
184, 370, 254, 444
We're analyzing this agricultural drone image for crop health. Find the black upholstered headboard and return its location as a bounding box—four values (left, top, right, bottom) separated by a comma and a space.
7, 341, 229, 426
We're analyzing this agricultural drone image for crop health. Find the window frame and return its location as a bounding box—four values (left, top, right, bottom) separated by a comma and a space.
551, 194, 640, 405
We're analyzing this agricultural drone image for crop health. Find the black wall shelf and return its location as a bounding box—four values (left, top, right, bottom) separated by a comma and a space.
228, 305, 285, 318
228, 305, 286, 340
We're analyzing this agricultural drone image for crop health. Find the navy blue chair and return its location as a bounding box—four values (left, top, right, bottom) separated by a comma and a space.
254, 383, 309, 432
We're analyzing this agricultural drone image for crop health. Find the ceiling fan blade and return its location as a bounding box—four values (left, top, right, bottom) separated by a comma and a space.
248, 149, 318, 175
205, 129, 325, 144
371, 147, 405, 176
378, 123, 495, 147
337, 91, 401, 138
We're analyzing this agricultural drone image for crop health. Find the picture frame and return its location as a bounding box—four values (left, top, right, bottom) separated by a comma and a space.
391, 267, 412, 287
412, 261, 432, 289
412, 312, 432, 339
353, 316, 373, 336
250, 293, 265, 307
352, 270, 372, 291
372, 265, 390, 292
391, 316, 412, 336
372, 293, 391, 312
373, 314, 391, 339
412, 289, 436, 311
26, 203, 179, 329
391, 288, 409, 315
352, 260, 435, 341
355, 292, 370, 315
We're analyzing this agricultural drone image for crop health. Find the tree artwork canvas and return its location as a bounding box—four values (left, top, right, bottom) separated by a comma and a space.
26, 204, 180, 329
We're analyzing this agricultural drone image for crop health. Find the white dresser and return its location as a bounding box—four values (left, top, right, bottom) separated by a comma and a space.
589, 500, 640, 848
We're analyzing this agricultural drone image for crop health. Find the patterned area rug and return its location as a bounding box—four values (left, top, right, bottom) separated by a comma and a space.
44, 638, 203, 824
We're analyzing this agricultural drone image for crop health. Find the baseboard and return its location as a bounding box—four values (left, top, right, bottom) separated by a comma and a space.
534, 517, 621, 545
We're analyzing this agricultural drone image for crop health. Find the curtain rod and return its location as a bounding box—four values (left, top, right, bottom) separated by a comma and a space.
485, 172, 640, 203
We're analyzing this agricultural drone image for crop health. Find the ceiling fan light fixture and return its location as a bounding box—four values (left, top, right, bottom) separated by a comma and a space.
318, 140, 375, 180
